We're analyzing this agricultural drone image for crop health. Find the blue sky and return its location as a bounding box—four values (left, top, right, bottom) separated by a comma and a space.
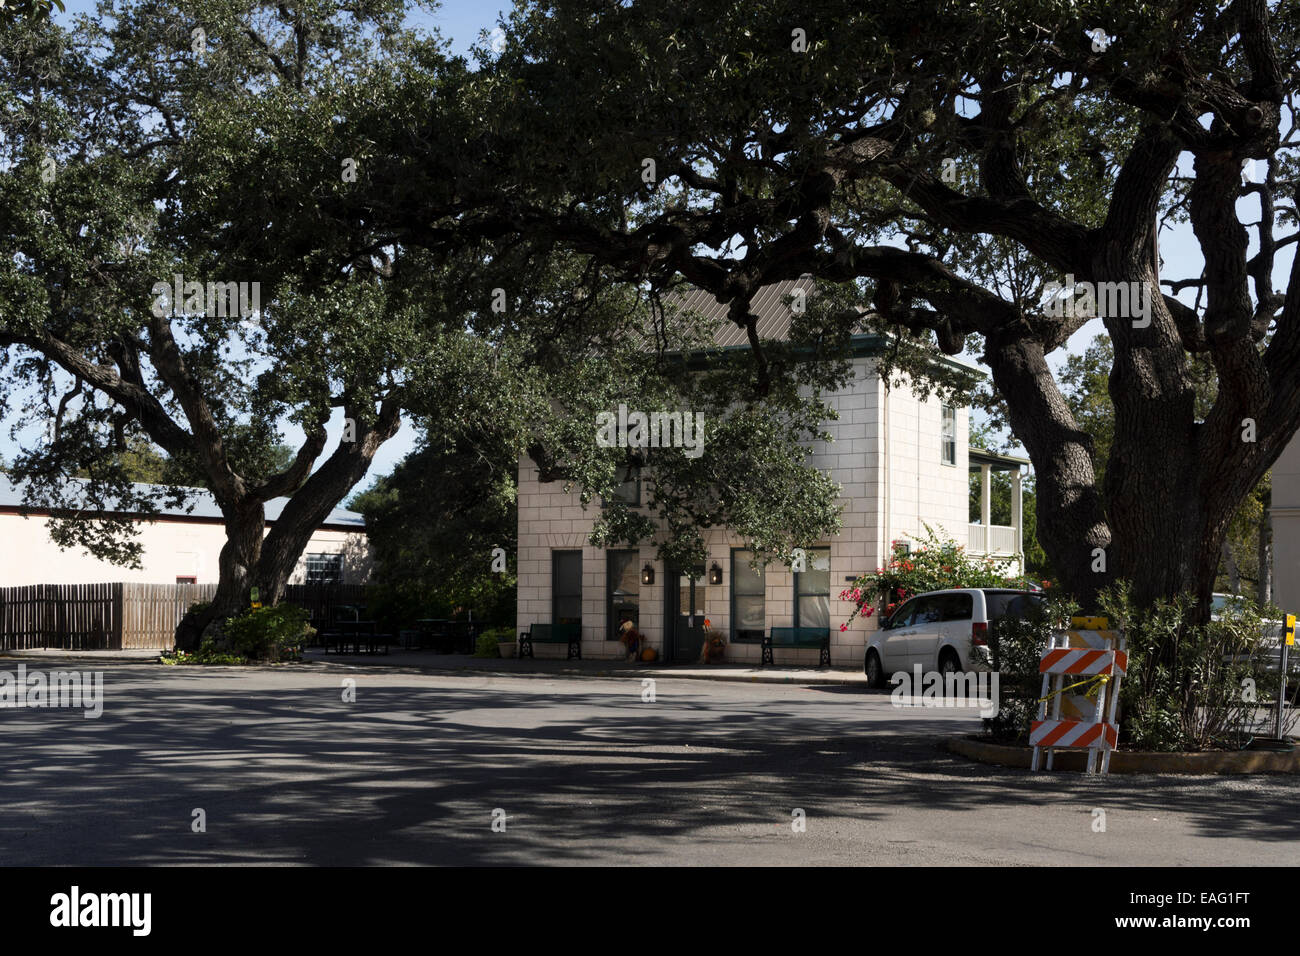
14, 3, 1296, 493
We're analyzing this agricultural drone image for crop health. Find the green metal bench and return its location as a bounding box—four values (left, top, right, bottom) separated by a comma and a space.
519, 622, 582, 660
761, 626, 831, 667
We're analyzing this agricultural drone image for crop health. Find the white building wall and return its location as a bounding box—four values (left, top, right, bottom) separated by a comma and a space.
0, 515, 370, 587
878, 379, 970, 552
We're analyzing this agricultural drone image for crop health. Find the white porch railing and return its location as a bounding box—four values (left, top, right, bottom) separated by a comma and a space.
968, 523, 1019, 556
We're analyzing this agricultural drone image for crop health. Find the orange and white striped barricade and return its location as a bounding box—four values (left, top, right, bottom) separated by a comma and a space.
1031, 619, 1127, 775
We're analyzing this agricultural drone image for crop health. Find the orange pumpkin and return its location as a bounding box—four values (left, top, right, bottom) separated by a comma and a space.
640, 647, 657, 662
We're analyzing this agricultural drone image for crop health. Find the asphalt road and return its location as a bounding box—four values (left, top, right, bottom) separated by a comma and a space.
2, 658, 1297, 865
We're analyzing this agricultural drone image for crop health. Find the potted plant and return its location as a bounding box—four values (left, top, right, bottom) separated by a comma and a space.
495, 627, 518, 658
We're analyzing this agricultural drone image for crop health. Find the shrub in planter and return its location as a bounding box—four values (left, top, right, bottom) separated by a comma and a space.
475, 627, 516, 658
221, 604, 314, 662
1099, 583, 1281, 752
980, 584, 1285, 752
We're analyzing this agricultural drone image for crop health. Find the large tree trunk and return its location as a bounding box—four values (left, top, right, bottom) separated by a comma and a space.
986, 334, 1111, 608
175, 501, 267, 651
987, 238, 1255, 618
172, 406, 400, 652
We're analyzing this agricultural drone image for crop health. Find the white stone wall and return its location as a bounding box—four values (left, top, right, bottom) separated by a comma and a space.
514, 355, 973, 666
877, 376, 970, 556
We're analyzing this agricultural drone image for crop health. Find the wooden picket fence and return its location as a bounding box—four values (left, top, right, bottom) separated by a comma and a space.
0, 582, 368, 650
121, 583, 218, 649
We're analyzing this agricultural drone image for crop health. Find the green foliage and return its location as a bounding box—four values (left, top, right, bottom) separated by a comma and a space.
0, 1, 467, 598
501, 276, 852, 571
351, 425, 518, 629
0, 0, 65, 25
160, 637, 245, 666
219, 604, 313, 663
979, 583, 1286, 751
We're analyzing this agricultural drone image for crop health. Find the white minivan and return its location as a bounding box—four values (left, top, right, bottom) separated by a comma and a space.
863, 588, 1044, 688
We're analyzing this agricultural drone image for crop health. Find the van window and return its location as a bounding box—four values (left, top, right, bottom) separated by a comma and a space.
938, 593, 974, 621
887, 598, 921, 628
985, 592, 1043, 621
913, 597, 944, 625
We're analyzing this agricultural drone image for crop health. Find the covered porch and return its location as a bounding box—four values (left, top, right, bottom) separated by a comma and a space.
968, 448, 1028, 567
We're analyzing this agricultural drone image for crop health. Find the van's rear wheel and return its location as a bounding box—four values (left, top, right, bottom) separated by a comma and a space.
938, 649, 960, 695
864, 650, 884, 689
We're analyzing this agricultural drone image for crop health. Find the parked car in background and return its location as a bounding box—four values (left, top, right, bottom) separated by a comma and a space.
863, 588, 1044, 688
1212, 593, 1291, 672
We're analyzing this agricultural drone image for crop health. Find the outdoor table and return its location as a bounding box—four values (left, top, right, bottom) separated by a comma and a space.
415, 619, 452, 652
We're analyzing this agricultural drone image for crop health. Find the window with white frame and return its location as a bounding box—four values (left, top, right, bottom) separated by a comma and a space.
305, 553, 342, 585
794, 547, 831, 630
941, 404, 957, 465
731, 549, 766, 643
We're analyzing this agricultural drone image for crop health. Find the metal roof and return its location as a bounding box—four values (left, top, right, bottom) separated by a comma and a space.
666, 277, 818, 347
662, 278, 984, 379
0, 474, 366, 530
969, 448, 1030, 470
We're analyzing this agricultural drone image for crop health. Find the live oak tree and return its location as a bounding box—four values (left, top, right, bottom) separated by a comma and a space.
422, 0, 1300, 613
0, 1, 482, 648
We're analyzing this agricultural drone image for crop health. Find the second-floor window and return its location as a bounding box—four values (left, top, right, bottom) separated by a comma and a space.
606, 465, 641, 506
941, 405, 957, 465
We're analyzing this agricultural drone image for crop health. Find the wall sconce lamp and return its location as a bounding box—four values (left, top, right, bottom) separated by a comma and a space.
641, 563, 655, 586
708, 562, 723, 585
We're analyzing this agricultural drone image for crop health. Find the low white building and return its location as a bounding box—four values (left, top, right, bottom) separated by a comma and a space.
515, 279, 1025, 666
0, 476, 370, 587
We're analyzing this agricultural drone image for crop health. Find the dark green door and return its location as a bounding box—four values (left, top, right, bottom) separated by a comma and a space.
666, 565, 708, 663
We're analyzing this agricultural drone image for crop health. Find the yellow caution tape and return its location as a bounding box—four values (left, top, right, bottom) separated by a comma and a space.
1038, 673, 1109, 703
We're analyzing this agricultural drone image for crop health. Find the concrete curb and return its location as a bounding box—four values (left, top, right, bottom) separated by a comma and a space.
946, 734, 1300, 774
311, 660, 871, 686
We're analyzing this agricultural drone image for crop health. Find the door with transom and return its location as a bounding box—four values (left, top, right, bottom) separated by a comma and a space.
665, 565, 708, 663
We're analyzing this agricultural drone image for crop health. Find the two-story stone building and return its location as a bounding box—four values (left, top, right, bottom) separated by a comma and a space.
515, 278, 1025, 666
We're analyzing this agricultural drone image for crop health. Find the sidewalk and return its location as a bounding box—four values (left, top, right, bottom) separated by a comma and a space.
307, 649, 873, 685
